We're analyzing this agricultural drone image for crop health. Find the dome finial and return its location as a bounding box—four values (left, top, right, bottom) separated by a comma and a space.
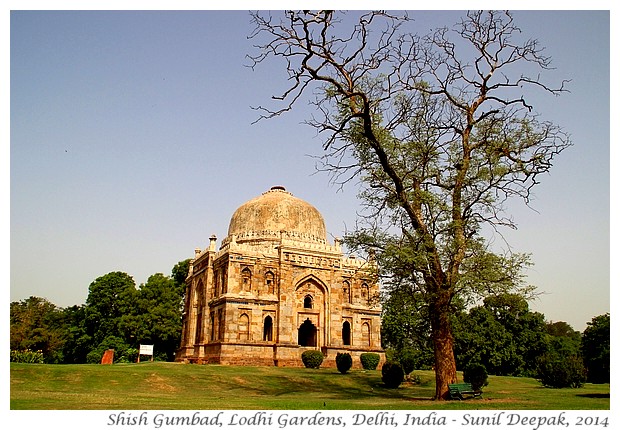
270, 185, 286, 191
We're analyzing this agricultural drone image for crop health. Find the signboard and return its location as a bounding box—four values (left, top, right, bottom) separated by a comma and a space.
139, 344, 154, 355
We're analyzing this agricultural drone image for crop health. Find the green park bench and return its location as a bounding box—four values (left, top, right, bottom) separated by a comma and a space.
448, 383, 482, 400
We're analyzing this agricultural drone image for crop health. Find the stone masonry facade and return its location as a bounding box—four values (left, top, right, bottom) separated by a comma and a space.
176, 187, 383, 367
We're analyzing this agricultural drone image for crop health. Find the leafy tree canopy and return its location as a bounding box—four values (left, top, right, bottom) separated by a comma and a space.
453, 293, 548, 376
581, 313, 610, 383
84, 271, 138, 346
10, 296, 66, 363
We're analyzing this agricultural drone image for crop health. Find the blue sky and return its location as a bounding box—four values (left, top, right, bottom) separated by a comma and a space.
8, 8, 612, 332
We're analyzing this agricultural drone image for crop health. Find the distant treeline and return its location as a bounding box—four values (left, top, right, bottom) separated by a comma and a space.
10, 259, 190, 364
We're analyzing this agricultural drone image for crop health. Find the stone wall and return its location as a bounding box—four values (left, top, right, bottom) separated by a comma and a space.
177, 229, 383, 365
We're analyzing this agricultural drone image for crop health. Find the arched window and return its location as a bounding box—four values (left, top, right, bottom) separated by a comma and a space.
361, 283, 370, 305
241, 267, 252, 292
216, 310, 223, 340
362, 321, 371, 347
303, 295, 313, 309
194, 281, 205, 344
213, 270, 220, 297
195, 311, 203, 344
221, 267, 228, 294
238, 313, 250, 341
218, 310, 225, 340
195, 280, 204, 307
263, 315, 273, 341
342, 321, 351, 346
265, 271, 275, 294
343, 280, 351, 304
209, 312, 216, 341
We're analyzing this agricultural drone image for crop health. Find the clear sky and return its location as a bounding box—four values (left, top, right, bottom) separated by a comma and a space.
7, 7, 612, 332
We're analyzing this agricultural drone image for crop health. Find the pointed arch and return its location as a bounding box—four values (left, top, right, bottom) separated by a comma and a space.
195, 279, 204, 306
362, 321, 371, 347
237, 313, 250, 341
241, 267, 252, 292
265, 270, 275, 294
214, 269, 220, 297
342, 321, 351, 346
263, 315, 273, 341
293, 273, 328, 294
343, 280, 351, 304
361, 282, 370, 305
209, 312, 216, 341
194, 280, 205, 344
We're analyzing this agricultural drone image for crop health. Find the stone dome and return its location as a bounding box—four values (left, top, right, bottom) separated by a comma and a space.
226, 186, 327, 245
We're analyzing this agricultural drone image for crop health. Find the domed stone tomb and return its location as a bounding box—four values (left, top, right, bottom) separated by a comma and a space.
176, 186, 383, 367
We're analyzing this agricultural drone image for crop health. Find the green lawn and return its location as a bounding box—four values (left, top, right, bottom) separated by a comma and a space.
10, 362, 609, 410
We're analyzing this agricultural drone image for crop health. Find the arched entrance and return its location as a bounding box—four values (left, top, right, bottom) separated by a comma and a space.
298, 318, 318, 347
342, 321, 351, 346
295, 275, 327, 349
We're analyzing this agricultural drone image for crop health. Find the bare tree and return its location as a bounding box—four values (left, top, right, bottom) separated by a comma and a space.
249, 10, 570, 400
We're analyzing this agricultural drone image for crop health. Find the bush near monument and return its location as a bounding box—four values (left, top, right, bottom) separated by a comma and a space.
381, 361, 404, 388
360, 352, 380, 370
396, 348, 418, 377
301, 350, 324, 369
336, 352, 352, 374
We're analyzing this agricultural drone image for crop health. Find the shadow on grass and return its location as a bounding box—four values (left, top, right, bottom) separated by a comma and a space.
284, 370, 435, 403
214, 368, 436, 405
576, 393, 610, 398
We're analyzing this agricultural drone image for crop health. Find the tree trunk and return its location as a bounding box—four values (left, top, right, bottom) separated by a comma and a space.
431, 290, 457, 400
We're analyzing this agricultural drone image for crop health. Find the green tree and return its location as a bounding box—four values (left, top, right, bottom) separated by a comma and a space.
581, 313, 610, 383
249, 10, 570, 399
135, 272, 184, 361
172, 258, 191, 293
60, 305, 92, 364
546, 321, 581, 358
454, 294, 549, 376
84, 271, 139, 350
10, 296, 66, 363
380, 283, 434, 368
484, 294, 549, 375
454, 306, 518, 375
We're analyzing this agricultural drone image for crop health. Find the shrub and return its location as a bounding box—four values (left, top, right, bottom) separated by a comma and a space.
397, 349, 418, 376
85, 336, 132, 364
381, 361, 404, 388
301, 350, 324, 369
536, 354, 587, 388
360, 352, 380, 370
10, 349, 44, 363
463, 363, 489, 391
118, 348, 139, 363
336, 353, 352, 374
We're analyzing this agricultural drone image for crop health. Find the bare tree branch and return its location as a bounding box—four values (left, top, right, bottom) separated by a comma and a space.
248, 10, 571, 400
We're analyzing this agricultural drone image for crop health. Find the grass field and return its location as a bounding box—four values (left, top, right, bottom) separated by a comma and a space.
10, 362, 610, 410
